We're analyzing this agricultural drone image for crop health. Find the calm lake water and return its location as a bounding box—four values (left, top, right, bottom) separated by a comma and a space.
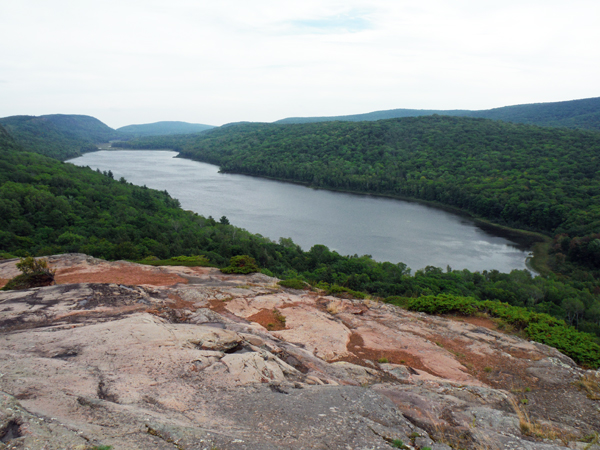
69, 150, 532, 272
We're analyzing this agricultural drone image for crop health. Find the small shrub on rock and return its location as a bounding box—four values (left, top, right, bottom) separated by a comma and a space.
139, 254, 214, 267
220, 255, 260, 274
326, 284, 367, 299
278, 278, 306, 289
2, 257, 55, 291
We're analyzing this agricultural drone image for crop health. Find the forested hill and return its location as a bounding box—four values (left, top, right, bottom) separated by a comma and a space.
0, 114, 120, 160
115, 116, 600, 272
117, 121, 214, 137
275, 96, 600, 131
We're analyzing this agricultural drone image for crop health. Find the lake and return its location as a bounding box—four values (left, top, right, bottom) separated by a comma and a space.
69, 150, 532, 272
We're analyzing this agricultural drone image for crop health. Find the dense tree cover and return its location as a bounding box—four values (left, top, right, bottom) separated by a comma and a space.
0, 127, 294, 266
0, 114, 121, 160
2, 122, 600, 365
117, 121, 214, 137
30, 114, 119, 142
275, 96, 600, 132
0, 114, 215, 161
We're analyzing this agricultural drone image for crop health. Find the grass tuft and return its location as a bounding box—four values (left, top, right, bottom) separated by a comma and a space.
574, 372, 600, 400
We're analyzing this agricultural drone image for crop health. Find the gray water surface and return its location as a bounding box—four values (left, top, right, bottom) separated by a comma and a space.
69, 150, 531, 272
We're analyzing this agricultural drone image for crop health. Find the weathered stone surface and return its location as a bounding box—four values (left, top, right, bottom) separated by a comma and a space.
182, 326, 243, 351
0, 391, 91, 450
0, 254, 598, 449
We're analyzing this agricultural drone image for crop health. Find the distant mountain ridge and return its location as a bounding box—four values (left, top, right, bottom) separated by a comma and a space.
3, 96, 600, 161
466, 96, 600, 129
117, 121, 214, 137
275, 96, 600, 131
275, 108, 469, 124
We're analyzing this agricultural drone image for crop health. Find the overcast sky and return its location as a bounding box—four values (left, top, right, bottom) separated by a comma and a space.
1, 0, 599, 128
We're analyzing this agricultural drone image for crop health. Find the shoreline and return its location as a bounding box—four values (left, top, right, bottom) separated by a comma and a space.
103, 145, 552, 273
177, 151, 552, 274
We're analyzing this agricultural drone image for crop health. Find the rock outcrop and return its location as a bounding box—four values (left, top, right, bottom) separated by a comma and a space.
0, 254, 598, 449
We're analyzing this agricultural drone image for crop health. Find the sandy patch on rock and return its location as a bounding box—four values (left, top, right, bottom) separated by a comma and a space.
247, 308, 287, 331
56, 265, 188, 286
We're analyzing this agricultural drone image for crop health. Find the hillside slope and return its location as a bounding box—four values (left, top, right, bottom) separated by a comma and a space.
0, 114, 120, 160
275, 96, 600, 131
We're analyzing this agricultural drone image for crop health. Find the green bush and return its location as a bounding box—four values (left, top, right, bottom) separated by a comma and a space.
326, 284, 367, 299
278, 278, 307, 289
139, 255, 213, 267
385, 296, 410, 308
261, 268, 274, 277
220, 255, 260, 274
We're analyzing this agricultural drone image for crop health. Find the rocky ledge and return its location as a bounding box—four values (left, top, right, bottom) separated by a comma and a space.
0, 254, 598, 450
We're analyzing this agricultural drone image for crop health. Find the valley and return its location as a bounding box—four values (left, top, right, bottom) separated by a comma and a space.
1, 97, 600, 449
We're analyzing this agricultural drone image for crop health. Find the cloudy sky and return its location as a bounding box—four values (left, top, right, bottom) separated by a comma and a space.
1, 0, 599, 128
